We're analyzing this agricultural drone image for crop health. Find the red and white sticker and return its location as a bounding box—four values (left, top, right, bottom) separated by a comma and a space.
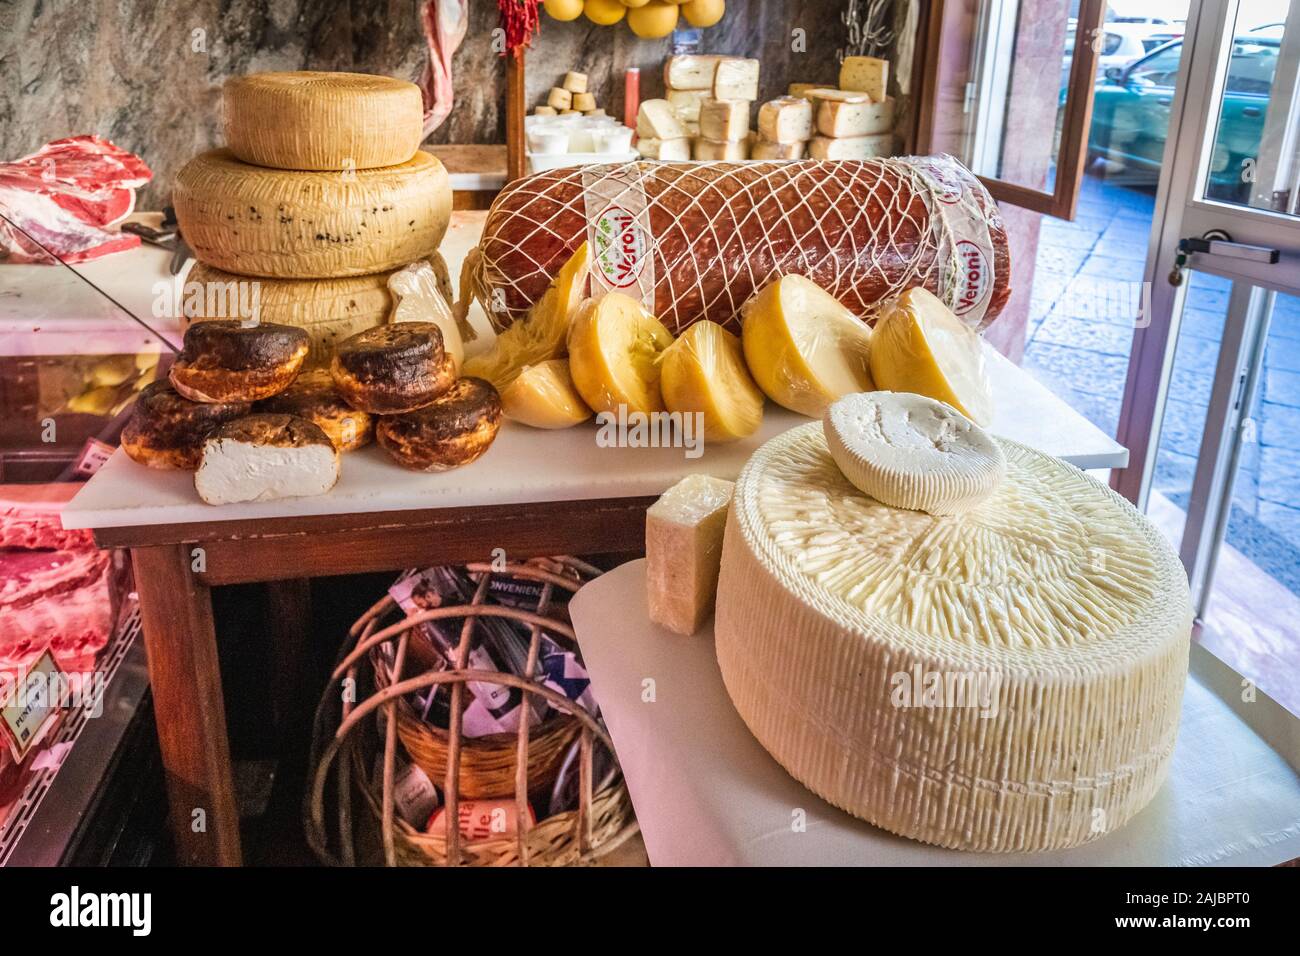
593, 204, 649, 288
583, 162, 657, 310
952, 239, 990, 316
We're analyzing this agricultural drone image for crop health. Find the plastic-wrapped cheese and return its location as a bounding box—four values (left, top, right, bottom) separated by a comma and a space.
715, 423, 1192, 852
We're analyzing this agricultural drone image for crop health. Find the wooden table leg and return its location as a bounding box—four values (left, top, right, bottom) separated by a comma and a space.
132, 544, 242, 866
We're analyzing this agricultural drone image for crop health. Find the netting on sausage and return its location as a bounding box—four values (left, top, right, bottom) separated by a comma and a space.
470, 155, 1010, 336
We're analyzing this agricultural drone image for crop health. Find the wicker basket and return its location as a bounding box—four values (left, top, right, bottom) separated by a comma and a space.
305, 558, 639, 867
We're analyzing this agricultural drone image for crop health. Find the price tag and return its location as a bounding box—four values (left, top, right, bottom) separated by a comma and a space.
1, 650, 66, 763
71, 437, 115, 478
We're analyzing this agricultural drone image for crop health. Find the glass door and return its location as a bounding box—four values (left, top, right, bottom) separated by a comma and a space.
1115, 0, 1300, 714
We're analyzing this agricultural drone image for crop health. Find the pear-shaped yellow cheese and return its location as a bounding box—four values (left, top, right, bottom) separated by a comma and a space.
869, 286, 993, 425
500, 359, 593, 429
463, 242, 589, 392
741, 275, 874, 418
661, 321, 763, 442
567, 292, 674, 414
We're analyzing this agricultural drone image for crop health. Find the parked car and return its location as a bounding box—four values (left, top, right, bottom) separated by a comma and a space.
1061, 20, 1184, 89
1084, 32, 1279, 199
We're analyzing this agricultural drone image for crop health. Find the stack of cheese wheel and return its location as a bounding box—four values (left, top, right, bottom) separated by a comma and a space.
715, 414, 1193, 852
174, 72, 453, 366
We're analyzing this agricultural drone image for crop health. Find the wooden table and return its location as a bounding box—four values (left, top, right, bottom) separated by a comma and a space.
57, 221, 1129, 866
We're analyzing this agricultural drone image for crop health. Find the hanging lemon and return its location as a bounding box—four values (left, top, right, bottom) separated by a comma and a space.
544, 0, 584, 20
584, 0, 627, 24
627, 0, 679, 37
682, 0, 725, 27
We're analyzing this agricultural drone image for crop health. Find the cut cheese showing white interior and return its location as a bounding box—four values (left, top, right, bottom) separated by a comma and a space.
807, 133, 892, 160
223, 71, 424, 171
713, 58, 760, 100
693, 137, 749, 161
699, 98, 750, 142
566, 292, 674, 415
816, 96, 895, 138
462, 242, 590, 392
637, 137, 693, 161
499, 358, 593, 429
174, 149, 451, 279
665, 54, 724, 91
758, 97, 813, 144
637, 99, 688, 140
388, 260, 464, 372
646, 474, 735, 636
715, 422, 1192, 852
750, 140, 805, 161
823, 391, 1005, 515
666, 88, 708, 122
741, 274, 874, 418
660, 320, 764, 442
869, 286, 993, 425
839, 55, 888, 102
195, 415, 340, 505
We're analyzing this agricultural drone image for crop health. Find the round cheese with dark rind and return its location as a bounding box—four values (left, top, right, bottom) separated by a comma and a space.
331, 322, 452, 414
376, 378, 502, 471
121, 382, 252, 470
258, 369, 373, 451
170, 320, 310, 403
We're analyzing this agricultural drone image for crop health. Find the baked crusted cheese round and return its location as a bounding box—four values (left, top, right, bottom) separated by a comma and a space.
715, 422, 1191, 853
174, 149, 451, 279
223, 72, 424, 171
823, 391, 1005, 515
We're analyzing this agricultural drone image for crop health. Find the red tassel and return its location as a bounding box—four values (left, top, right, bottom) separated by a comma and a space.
498, 0, 541, 58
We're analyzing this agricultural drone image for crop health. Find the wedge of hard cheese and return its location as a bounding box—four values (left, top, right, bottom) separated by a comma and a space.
713, 58, 760, 100
646, 474, 735, 635
840, 55, 888, 101
758, 96, 813, 144
638, 137, 693, 161
700, 98, 750, 142
808, 134, 892, 160
816, 96, 895, 137
637, 99, 688, 140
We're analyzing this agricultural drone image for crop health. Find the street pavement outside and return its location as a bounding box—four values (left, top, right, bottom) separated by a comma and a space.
1022, 173, 1300, 597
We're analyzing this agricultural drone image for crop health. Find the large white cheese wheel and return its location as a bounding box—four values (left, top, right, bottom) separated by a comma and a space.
223, 72, 424, 171
174, 149, 451, 279
715, 423, 1192, 852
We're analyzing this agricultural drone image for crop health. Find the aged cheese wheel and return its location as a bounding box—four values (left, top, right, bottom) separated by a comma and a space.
823, 391, 1005, 515
331, 322, 454, 415
174, 149, 451, 279
715, 423, 1192, 852
377, 378, 503, 471
121, 382, 252, 471
259, 369, 373, 452
169, 320, 310, 403
195, 414, 340, 505
223, 72, 424, 171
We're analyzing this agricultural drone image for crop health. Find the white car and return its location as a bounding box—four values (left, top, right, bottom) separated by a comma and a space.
1061, 20, 1183, 88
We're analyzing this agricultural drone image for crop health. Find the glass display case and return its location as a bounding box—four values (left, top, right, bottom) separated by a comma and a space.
0, 230, 172, 863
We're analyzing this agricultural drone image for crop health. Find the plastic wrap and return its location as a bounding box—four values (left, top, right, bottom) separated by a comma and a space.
659, 321, 763, 443
471, 155, 1010, 335
869, 287, 993, 425
498, 358, 592, 429
565, 292, 673, 416
740, 275, 874, 419
387, 259, 466, 371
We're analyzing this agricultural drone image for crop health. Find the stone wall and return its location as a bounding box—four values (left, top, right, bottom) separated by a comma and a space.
1, 0, 850, 208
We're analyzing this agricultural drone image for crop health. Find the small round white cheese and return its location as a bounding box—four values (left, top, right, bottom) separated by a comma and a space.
822, 390, 1005, 515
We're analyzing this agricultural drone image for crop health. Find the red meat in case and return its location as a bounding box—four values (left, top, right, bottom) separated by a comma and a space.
469, 154, 1011, 335
0, 135, 152, 263
0, 484, 96, 551
0, 550, 113, 676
